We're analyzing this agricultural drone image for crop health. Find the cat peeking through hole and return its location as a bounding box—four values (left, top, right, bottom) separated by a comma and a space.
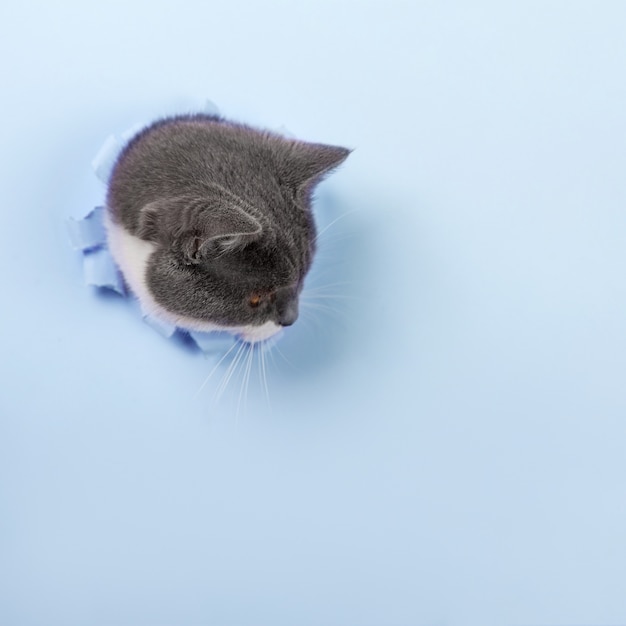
105, 113, 351, 343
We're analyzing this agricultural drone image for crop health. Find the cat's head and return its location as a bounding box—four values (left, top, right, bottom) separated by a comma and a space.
135, 138, 350, 342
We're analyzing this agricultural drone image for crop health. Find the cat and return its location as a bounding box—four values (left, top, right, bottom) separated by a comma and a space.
104, 113, 350, 343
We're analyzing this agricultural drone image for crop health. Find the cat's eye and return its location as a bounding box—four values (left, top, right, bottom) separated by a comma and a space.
249, 294, 262, 308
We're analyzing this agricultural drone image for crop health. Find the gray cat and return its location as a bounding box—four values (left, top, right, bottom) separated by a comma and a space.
104, 113, 350, 343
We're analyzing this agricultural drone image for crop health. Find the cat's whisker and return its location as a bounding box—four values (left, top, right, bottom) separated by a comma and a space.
300, 308, 334, 324
300, 304, 323, 320
299, 313, 323, 333
301, 294, 360, 301
213, 344, 241, 406
259, 344, 271, 411
267, 342, 279, 374
314, 232, 358, 251
297, 314, 316, 332
302, 288, 360, 305
305, 263, 356, 283
313, 209, 359, 244
303, 281, 355, 292
317, 226, 358, 241
236, 342, 254, 421
193, 340, 239, 399
300, 300, 351, 322
304, 306, 348, 321
309, 255, 354, 271
214, 340, 247, 405
301, 297, 347, 310
275, 345, 300, 372
235, 348, 244, 420
243, 342, 255, 417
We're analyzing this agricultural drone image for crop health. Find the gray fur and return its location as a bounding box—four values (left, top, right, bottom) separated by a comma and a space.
106, 113, 350, 329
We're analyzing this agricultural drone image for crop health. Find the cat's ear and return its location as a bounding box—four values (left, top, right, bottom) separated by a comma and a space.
183, 202, 262, 263
137, 191, 262, 264
278, 140, 351, 190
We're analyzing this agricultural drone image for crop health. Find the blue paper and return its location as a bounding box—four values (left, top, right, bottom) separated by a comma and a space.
203, 99, 220, 116
66, 206, 107, 251
82, 245, 126, 295
188, 330, 236, 354
142, 313, 177, 339
91, 135, 123, 184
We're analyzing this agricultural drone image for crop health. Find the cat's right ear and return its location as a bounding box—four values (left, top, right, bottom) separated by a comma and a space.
278, 140, 352, 191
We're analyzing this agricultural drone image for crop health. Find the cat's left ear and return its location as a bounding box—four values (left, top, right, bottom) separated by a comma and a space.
137, 191, 262, 264
186, 200, 262, 262
278, 140, 352, 190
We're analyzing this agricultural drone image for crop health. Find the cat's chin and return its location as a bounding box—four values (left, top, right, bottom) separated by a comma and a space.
233, 321, 283, 344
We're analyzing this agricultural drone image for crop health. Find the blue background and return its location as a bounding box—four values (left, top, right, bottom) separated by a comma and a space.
1, 2, 626, 625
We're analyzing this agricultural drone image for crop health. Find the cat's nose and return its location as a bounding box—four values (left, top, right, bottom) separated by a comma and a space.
277, 301, 298, 327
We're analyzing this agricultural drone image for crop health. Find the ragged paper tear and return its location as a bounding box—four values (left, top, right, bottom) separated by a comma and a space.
66, 206, 107, 251
83, 246, 126, 295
